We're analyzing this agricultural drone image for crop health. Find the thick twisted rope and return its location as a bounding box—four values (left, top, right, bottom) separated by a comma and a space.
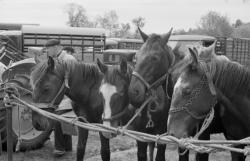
4, 92, 250, 155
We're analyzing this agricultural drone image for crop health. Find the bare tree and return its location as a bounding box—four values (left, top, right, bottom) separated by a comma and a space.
132, 17, 146, 38
96, 10, 119, 37
132, 17, 145, 28
65, 3, 93, 27
118, 23, 131, 37
199, 11, 233, 37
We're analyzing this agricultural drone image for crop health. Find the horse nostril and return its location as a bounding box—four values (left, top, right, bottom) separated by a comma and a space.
148, 101, 158, 112
134, 89, 140, 96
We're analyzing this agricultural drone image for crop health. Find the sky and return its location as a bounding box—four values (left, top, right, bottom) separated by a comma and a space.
0, 0, 250, 34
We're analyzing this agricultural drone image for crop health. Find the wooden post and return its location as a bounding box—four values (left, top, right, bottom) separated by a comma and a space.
6, 105, 13, 161
0, 120, 2, 155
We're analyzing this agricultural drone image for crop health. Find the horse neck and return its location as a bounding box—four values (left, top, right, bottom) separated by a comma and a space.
212, 59, 250, 99
69, 62, 102, 91
212, 60, 250, 134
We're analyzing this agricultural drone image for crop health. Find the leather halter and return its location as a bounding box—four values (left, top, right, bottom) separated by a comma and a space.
48, 72, 70, 109
169, 75, 217, 120
132, 71, 169, 96
169, 61, 217, 120
102, 105, 132, 122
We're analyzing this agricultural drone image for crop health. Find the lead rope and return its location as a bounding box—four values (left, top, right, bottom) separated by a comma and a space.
123, 96, 154, 129
192, 99, 217, 160
146, 109, 154, 128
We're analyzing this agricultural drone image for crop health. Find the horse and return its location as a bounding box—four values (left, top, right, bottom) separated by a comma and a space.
97, 58, 169, 161
167, 43, 249, 161
128, 28, 227, 161
30, 57, 110, 161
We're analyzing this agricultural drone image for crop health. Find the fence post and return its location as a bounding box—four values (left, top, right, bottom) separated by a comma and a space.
4, 87, 14, 161
6, 104, 13, 161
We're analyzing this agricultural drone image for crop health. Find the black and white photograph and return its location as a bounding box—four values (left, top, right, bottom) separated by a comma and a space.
0, 0, 250, 161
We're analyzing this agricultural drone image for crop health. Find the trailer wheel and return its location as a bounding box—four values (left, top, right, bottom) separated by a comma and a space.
0, 77, 53, 152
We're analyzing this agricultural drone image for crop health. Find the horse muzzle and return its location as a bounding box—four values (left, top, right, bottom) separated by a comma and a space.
102, 131, 117, 139
128, 80, 146, 105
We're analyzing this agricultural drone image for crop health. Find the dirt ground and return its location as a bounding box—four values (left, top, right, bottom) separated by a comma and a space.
0, 132, 248, 161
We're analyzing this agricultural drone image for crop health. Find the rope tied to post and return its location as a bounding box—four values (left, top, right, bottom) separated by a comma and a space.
3, 84, 23, 152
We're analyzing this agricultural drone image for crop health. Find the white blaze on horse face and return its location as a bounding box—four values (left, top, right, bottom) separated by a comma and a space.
174, 77, 183, 91
174, 76, 189, 92
99, 83, 117, 127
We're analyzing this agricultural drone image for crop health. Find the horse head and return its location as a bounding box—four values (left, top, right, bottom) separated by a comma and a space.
98, 58, 133, 139
30, 56, 65, 105
128, 28, 174, 106
167, 44, 218, 139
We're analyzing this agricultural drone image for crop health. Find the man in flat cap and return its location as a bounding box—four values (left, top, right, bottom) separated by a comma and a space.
45, 39, 76, 62
44, 39, 76, 157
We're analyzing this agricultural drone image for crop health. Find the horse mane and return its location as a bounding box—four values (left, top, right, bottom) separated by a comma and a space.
31, 59, 101, 88
30, 61, 49, 88
104, 64, 134, 84
56, 60, 101, 83
208, 58, 250, 98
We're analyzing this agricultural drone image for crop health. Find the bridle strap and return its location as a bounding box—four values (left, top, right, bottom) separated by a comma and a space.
132, 71, 168, 91
48, 72, 70, 108
169, 106, 208, 120
102, 105, 130, 122
132, 71, 150, 89
200, 61, 216, 96
169, 74, 217, 120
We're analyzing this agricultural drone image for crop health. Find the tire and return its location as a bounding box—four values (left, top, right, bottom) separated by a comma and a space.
0, 77, 53, 152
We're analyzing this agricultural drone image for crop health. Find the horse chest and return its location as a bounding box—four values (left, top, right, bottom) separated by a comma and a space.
221, 94, 250, 137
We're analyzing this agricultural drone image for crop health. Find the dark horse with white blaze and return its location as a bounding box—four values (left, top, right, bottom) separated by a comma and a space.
168, 44, 249, 161
97, 58, 169, 161
128, 28, 226, 161
30, 57, 110, 161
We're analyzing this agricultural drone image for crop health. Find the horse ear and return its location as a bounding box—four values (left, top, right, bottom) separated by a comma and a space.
200, 42, 216, 61
97, 58, 107, 73
138, 27, 148, 42
207, 42, 216, 55
34, 54, 40, 64
162, 28, 173, 45
47, 56, 55, 71
188, 47, 198, 69
120, 58, 127, 74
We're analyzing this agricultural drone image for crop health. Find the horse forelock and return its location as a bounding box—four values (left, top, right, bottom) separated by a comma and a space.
103, 64, 133, 85
30, 60, 68, 89
141, 34, 175, 68
30, 62, 48, 89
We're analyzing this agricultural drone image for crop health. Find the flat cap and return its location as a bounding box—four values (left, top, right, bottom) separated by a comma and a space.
62, 46, 75, 53
45, 39, 60, 47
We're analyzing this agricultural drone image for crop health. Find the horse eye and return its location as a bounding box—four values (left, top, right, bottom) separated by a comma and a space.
43, 86, 50, 93
152, 56, 159, 61
43, 88, 49, 93
117, 92, 124, 97
182, 88, 191, 95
